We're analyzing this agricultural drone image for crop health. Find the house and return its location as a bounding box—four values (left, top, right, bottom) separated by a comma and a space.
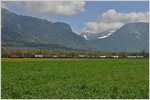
52, 55, 58, 58
111, 56, 119, 58
59, 55, 66, 58
136, 56, 144, 58
78, 55, 85, 58
100, 56, 106, 58
9, 54, 20, 58
33, 54, 43, 58
127, 56, 137, 58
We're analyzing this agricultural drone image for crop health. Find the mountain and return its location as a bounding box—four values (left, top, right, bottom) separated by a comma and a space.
91, 22, 149, 52
81, 29, 116, 40
2, 8, 148, 52
1, 8, 96, 51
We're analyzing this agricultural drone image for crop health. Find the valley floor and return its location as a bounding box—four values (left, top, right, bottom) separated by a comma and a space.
1, 58, 149, 99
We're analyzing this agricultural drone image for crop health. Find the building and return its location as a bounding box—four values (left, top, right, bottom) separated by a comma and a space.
9, 55, 20, 58
136, 56, 144, 58
111, 56, 119, 58
127, 56, 137, 58
100, 56, 106, 58
52, 55, 58, 58
59, 55, 66, 58
78, 55, 86, 58
33, 54, 43, 58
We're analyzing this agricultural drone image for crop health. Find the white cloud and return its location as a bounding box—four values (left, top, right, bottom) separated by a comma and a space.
1, 1, 16, 9
2, 1, 85, 15
83, 9, 149, 33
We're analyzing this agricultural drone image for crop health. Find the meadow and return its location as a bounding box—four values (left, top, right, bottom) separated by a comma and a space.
1, 58, 149, 99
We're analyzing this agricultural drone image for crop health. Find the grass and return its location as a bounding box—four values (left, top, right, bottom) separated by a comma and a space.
1, 58, 149, 99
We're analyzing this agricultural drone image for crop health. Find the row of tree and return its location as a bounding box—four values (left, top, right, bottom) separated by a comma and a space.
1, 48, 149, 58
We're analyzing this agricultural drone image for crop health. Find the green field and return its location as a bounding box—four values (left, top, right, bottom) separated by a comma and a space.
2, 58, 149, 99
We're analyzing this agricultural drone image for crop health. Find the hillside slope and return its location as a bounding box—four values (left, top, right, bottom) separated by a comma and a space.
2, 8, 96, 51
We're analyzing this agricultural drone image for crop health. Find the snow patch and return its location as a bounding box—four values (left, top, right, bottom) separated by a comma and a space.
134, 30, 141, 35
98, 30, 116, 39
131, 30, 141, 40
83, 35, 88, 40
98, 35, 108, 39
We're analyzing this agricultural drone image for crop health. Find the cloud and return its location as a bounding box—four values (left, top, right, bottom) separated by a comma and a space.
2, 1, 85, 15
83, 9, 149, 33
1, 1, 16, 8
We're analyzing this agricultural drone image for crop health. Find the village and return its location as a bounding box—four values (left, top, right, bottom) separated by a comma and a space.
8, 54, 144, 58
2, 48, 147, 59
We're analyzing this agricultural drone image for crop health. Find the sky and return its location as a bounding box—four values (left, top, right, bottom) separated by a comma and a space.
2, 1, 149, 34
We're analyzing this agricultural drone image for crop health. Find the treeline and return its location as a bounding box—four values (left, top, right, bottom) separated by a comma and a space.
1, 48, 149, 58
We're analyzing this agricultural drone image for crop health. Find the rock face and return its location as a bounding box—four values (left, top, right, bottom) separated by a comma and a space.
90, 22, 149, 52
2, 8, 96, 51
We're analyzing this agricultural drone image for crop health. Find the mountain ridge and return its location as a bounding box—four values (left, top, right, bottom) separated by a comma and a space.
2, 8, 148, 52
90, 22, 149, 52
2, 8, 97, 51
